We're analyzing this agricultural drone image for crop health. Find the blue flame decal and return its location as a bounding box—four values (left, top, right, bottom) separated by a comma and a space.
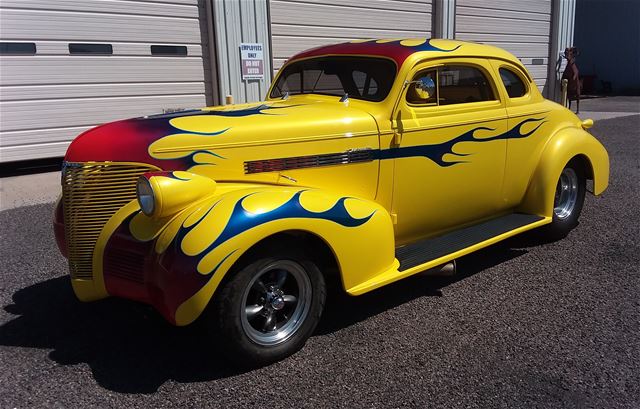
205, 104, 303, 117
174, 191, 375, 273
359, 39, 461, 53
408, 39, 461, 53
166, 172, 190, 181
376, 117, 546, 167
141, 103, 302, 121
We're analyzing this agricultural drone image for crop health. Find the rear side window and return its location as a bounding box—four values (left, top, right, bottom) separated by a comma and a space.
407, 65, 496, 106
439, 65, 495, 105
499, 68, 527, 98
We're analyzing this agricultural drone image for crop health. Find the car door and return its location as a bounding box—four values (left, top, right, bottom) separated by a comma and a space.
390, 58, 509, 245
489, 60, 552, 209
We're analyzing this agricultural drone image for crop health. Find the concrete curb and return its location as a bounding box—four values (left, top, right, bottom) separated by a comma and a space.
0, 171, 61, 212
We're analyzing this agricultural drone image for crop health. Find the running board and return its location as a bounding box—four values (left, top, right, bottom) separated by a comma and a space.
347, 213, 549, 296
396, 213, 545, 271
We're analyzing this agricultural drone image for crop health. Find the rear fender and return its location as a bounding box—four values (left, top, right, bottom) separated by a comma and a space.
518, 127, 609, 217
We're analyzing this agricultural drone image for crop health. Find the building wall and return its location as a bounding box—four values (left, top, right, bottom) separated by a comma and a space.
574, 0, 640, 94
0, 0, 578, 163
270, 0, 434, 71
212, 0, 272, 104
454, 0, 552, 92
0, 0, 212, 163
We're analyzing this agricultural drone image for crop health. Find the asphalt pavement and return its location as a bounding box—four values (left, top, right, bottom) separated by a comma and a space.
0, 112, 638, 408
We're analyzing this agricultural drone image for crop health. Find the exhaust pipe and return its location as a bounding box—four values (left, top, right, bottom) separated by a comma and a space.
421, 260, 456, 277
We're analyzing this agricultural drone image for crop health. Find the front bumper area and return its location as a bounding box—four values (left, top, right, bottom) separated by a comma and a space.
101, 214, 211, 325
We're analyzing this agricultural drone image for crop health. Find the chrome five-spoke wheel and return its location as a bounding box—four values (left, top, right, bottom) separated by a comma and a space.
553, 167, 579, 220
241, 260, 312, 346
542, 159, 586, 240
209, 244, 326, 366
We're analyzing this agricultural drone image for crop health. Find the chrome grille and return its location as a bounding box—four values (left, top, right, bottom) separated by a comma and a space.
62, 162, 157, 280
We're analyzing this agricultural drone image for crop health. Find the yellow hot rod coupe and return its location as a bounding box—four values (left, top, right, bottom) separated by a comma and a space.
54, 39, 609, 365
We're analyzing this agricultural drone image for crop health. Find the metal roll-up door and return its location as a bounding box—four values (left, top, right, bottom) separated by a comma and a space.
270, 0, 434, 72
454, 0, 552, 92
0, 0, 214, 163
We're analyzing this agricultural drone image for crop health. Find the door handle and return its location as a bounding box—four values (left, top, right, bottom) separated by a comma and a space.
392, 130, 402, 146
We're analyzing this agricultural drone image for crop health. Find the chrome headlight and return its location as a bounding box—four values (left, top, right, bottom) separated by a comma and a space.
136, 176, 155, 216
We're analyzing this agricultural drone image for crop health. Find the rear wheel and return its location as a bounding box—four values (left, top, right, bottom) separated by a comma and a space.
209, 251, 326, 366
542, 159, 586, 239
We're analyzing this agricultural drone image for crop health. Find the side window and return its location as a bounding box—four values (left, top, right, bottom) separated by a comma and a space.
438, 65, 495, 105
499, 67, 527, 98
406, 65, 496, 106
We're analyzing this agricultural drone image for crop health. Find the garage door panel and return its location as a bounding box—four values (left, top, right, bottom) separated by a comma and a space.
271, 24, 428, 40
272, 32, 431, 58
270, 1, 431, 32
456, 15, 549, 36
524, 65, 548, 80
271, 0, 433, 66
32, 41, 203, 57
1, 57, 206, 85
455, 0, 551, 14
277, 0, 432, 13
482, 43, 549, 58
0, 82, 207, 101
0, 0, 199, 19
455, 0, 551, 97
456, 33, 549, 44
456, 6, 550, 21
0, 0, 210, 162
0, 9, 201, 43
0, 141, 73, 162
0, 95, 207, 133
1, 126, 92, 148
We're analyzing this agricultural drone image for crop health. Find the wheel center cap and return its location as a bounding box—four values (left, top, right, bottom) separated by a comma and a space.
271, 296, 285, 310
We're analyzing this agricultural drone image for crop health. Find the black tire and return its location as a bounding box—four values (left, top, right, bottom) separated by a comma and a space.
208, 248, 326, 367
541, 158, 586, 240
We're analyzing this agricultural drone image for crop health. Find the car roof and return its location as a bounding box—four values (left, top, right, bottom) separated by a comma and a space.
287, 39, 522, 70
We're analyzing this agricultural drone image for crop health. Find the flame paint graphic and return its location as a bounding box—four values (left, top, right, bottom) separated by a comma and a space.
142, 103, 300, 120
202, 104, 303, 117
147, 103, 302, 169
169, 191, 375, 275
291, 38, 462, 68
376, 117, 546, 167
365, 39, 461, 53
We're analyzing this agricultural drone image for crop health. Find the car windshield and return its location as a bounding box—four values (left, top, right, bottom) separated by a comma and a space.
270, 56, 396, 102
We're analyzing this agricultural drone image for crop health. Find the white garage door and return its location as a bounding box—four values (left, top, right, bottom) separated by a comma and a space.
270, 0, 434, 71
0, 0, 213, 163
454, 0, 552, 92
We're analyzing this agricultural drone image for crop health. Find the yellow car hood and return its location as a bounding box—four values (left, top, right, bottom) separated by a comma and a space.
147, 97, 380, 180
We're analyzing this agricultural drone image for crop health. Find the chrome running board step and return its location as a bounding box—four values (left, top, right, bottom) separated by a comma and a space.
395, 213, 544, 271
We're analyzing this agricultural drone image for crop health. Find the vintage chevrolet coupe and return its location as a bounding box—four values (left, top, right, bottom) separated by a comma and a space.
54, 39, 609, 364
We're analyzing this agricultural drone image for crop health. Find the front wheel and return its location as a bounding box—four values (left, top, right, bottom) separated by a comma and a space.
542, 159, 586, 240
208, 253, 326, 366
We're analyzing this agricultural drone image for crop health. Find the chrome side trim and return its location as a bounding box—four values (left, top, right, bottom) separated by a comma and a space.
244, 148, 374, 174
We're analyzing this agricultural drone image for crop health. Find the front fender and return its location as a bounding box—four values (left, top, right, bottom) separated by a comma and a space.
131, 186, 396, 325
518, 126, 609, 217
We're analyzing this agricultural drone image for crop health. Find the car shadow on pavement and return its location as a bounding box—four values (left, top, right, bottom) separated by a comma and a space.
0, 236, 532, 394
317, 239, 530, 335
0, 276, 245, 393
